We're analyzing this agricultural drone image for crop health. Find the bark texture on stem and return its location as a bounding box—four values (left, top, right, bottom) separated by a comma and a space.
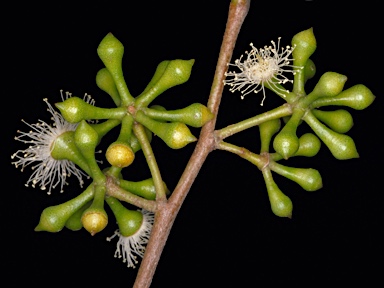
133, 1, 250, 287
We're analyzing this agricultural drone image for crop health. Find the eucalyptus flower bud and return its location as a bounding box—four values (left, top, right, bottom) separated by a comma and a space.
135, 59, 195, 107
55, 97, 125, 123
294, 133, 321, 157
35, 185, 94, 232
119, 178, 169, 200
82, 186, 108, 236
259, 118, 281, 153
291, 28, 317, 67
142, 103, 214, 128
304, 58, 316, 82
311, 109, 354, 134
65, 201, 91, 231
135, 111, 197, 149
96, 68, 121, 106
311, 84, 375, 110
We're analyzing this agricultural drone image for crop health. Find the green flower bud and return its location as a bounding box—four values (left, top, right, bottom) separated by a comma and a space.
269, 162, 323, 192
259, 118, 281, 153
308, 72, 347, 101
311, 84, 375, 110
65, 201, 91, 231
141, 60, 170, 94
82, 186, 108, 236
135, 59, 195, 107
119, 178, 169, 200
135, 111, 197, 149
97, 33, 134, 105
312, 109, 354, 133
55, 97, 126, 123
273, 110, 303, 159
74, 121, 105, 181
291, 28, 317, 67
50, 131, 91, 175
105, 197, 143, 237
262, 168, 292, 218
96, 68, 121, 106
142, 103, 214, 128
304, 58, 316, 82
35, 185, 94, 232
106, 141, 135, 168
304, 111, 359, 160
294, 133, 321, 157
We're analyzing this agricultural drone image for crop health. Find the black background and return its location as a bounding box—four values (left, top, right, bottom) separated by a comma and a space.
5, 1, 382, 287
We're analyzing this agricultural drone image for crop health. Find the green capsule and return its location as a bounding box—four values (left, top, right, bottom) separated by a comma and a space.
65, 201, 91, 231
273, 111, 303, 159
105, 197, 143, 237
97, 33, 134, 105
269, 161, 323, 192
294, 133, 321, 157
135, 111, 197, 149
312, 109, 354, 134
304, 111, 359, 160
96, 68, 121, 106
55, 97, 126, 123
311, 84, 375, 110
291, 28, 317, 67
259, 118, 281, 153
135, 59, 195, 107
142, 103, 214, 128
119, 178, 169, 200
262, 168, 292, 218
35, 185, 94, 232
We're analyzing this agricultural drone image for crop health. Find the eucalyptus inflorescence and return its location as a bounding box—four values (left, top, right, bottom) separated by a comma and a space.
12, 26, 375, 272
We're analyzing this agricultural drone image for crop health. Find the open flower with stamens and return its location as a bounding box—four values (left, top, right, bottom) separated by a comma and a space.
11, 91, 95, 194
106, 209, 155, 268
224, 37, 301, 106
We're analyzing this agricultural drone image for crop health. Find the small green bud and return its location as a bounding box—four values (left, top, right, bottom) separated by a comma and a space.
135, 59, 195, 107
270, 162, 323, 192
304, 58, 316, 82
291, 28, 317, 67
96, 68, 121, 106
55, 97, 125, 123
273, 111, 303, 159
105, 197, 143, 237
312, 109, 354, 134
97, 33, 134, 105
50, 131, 91, 175
35, 185, 94, 232
106, 141, 135, 168
262, 169, 292, 218
135, 111, 197, 149
259, 119, 281, 153
119, 178, 169, 200
65, 201, 91, 231
304, 112, 359, 160
294, 133, 321, 157
141, 60, 170, 94
311, 84, 375, 110
309, 72, 347, 100
142, 103, 214, 128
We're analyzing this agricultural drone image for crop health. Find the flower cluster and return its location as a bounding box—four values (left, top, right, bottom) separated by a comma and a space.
224, 38, 301, 105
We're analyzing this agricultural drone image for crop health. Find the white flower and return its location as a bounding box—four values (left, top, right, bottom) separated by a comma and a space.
107, 209, 155, 268
224, 37, 301, 106
11, 90, 95, 194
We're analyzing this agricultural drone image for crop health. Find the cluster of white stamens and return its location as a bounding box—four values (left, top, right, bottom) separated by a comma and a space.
224, 37, 301, 106
11, 90, 95, 194
107, 209, 155, 268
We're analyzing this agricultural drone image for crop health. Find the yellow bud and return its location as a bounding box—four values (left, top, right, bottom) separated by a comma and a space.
106, 142, 135, 168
